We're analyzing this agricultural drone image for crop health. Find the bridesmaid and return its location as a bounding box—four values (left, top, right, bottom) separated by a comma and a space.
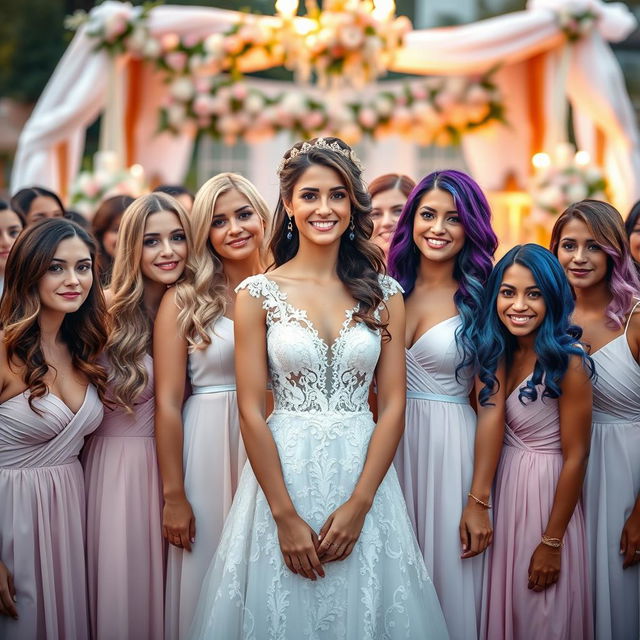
476, 243, 594, 640
155, 173, 269, 639
625, 201, 640, 265
82, 194, 193, 640
388, 169, 497, 639
0, 219, 108, 638
0, 200, 25, 296
368, 173, 415, 261
551, 200, 640, 640
91, 194, 135, 286
11, 186, 65, 226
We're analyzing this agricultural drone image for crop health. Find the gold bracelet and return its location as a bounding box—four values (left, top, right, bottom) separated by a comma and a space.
467, 492, 491, 509
541, 535, 563, 548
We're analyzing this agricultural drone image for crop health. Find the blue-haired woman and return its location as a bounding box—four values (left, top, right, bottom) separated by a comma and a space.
388, 169, 497, 640
475, 244, 594, 640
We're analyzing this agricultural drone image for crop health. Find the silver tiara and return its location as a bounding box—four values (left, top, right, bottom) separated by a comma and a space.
276, 138, 364, 176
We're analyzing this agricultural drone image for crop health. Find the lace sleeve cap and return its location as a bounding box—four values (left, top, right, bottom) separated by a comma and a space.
235, 274, 268, 298
378, 274, 404, 301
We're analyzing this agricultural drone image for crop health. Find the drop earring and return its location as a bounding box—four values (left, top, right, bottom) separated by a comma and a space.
348, 219, 355, 241
286, 217, 293, 241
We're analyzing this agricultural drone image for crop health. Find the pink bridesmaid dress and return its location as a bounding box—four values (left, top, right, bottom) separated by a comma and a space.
0, 386, 103, 640
482, 377, 592, 640
82, 354, 165, 640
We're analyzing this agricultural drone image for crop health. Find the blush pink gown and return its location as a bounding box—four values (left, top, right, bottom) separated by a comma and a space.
82, 354, 165, 640
482, 377, 592, 640
0, 386, 103, 640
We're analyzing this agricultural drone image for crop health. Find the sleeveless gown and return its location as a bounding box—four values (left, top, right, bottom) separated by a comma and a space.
165, 316, 247, 640
188, 274, 449, 640
584, 306, 640, 640
483, 377, 592, 640
82, 354, 165, 639
394, 315, 483, 640
0, 386, 103, 639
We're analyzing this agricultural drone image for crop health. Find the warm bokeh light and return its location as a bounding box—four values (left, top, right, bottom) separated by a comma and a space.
275, 0, 299, 19
531, 152, 551, 169
574, 150, 591, 166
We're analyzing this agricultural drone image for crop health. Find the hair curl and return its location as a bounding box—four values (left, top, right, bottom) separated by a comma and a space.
270, 137, 387, 334
107, 194, 193, 411
0, 218, 109, 411
477, 244, 594, 406
176, 173, 270, 349
550, 199, 640, 330
387, 169, 497, 376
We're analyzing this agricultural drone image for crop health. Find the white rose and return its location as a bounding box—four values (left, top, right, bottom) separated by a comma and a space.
126, 27, 147, 53
204, 33, 224, 58
585, 167, 604, 183
374, 95, 394, 117
244, 92, 265, 114
281, 92, 307, 117
170, 77, 195, 102
536, 185, 565, 210
167, 104, 187, 128
142, 37, 161, 59
566, 183, 588, 203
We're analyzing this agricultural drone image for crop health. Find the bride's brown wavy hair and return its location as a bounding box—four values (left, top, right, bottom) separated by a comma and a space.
0, 218, 108, 410
271, 137, 387, 334
107, 193, 194, 411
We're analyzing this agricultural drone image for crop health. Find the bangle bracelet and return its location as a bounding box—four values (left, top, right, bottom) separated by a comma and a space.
467, 492, 491, 509
541, 535, 563, 548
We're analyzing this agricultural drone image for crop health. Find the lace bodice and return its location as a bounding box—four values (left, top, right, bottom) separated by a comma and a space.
237, 274, 402, 414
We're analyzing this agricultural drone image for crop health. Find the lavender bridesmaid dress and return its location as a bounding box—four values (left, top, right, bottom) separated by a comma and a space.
394, 316, 483, 640
482, 377, 592, 640
82, 353, 165, 639
583, 304, 640, 640
0, 386, 103, 640
164, 316, 247, 640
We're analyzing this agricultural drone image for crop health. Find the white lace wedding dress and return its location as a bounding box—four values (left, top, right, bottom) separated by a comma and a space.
188, 274, 449, 640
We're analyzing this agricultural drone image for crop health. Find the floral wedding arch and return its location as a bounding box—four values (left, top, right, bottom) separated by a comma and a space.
10, 0, 640, 216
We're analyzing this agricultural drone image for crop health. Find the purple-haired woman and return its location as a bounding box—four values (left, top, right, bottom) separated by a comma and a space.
388, 170, 497, 640
551, 200, 640, 640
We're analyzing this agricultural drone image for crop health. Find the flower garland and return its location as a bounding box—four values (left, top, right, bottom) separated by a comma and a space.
68, 2, 505, 145
161, 73, 504, 146
554, 5, 598, 42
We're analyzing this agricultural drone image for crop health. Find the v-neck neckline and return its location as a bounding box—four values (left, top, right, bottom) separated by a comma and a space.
407, 315, 460, 351
262, 275, 360, 352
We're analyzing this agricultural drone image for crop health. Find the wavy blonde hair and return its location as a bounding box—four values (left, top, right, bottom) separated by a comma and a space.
107, 193, 194, 411
175, 173, 270, 349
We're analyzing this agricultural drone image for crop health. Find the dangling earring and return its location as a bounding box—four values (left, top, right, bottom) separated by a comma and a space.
286, 217, 293, 241
348, 219, 355, 241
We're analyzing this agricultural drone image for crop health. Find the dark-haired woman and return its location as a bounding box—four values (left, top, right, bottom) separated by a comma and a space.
188, 138, 448, 639
551, 201, 640, 640
10, 186, 65, 226
388, 170, 497, 640
625, 200, 640, 266
0, 219, 108, 638
368, 173, 415, 261
0, 200, 25, 297
476, 244, 593, 640
92, 195, 135, 286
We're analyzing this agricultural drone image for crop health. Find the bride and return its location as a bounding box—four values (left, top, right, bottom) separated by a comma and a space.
188, 138, 449, 639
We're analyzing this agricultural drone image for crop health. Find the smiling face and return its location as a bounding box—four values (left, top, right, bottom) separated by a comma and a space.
140, 210, 188, 285
496, 263, 546, 337
0, 209, 24, 271
26, 195, 64, 226
370, 187, 406, 257
555, 217, 608, 291
209, 188, 264, 263
37, 235, 93, 314
287, 163, 351, 247
412, 188, 465, 263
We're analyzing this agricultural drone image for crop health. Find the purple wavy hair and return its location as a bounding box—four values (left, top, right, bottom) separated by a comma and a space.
550, 199, 640, 329
387, 169, 498, 374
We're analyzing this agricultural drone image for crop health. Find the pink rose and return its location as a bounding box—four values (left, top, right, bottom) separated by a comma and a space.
231, 84, 248, 101
358, 107, 378, 129
193, 94, 212, 116
165, 51, 188, 73
223, 35, 244, 55
161, 33, 180, 52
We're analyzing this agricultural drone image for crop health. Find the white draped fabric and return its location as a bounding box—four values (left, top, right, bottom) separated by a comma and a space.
10, 0, 640, 212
